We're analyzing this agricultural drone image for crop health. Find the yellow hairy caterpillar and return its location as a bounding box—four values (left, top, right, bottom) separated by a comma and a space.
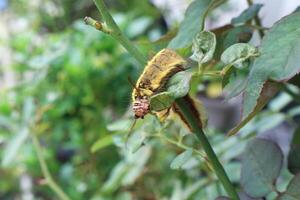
131, 48, 206, 131
132, 48, 186, 119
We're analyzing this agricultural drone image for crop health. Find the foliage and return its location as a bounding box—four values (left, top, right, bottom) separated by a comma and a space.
1, 0, 300, 200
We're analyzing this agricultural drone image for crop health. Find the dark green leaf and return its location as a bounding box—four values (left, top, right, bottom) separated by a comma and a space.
278, 174, 300, 200
223, 26, 253, 50
191, 31, 216, 64
215, 26, 253, 59
243, 12, 300, 119
170, 149, 193, 170
293, 6, 300, 13
221, 43, 258, 69
241, 138, 283, 198
231, 4, 263, 25
228, 82, 278, 136
168, 0, 213, 49
288, 127, 300, 174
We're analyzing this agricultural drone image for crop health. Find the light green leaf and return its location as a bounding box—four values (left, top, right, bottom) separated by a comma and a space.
279, 174, 300, 200
243, 12, 300, 118
231, 4, 263, 25
2, 128, 29, 167
221, 43, 258, 69
107, 119, 131, 132
241, 138, 283, 198
166, 71, 192, 98
126, 131, 146, 153
170, 149, 193, 170
2, 98, 35, 167
150, 92, 175, 112
122, 147, 151, 185
91, 134, 115, 153
101, 162, 130, 194
168, 0, 217, 49
191, 31, 216, 64
150, 71, 192, 111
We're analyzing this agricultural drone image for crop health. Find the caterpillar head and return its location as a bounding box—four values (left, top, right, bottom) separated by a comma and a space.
133, 96, 150, 119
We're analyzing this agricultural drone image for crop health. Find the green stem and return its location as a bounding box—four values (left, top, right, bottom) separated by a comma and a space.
246, 0, 264, 38
152, 133, 206, 159
32, 134, 71, 200
89, 0, 238, 199
175, 98, 239, 200
92, 0, 147, 66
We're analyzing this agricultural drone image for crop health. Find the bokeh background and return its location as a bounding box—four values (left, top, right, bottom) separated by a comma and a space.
1, 0, 300, 199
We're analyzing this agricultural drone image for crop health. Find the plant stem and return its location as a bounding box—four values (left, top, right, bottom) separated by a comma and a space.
89, 0, 238, 199
31, 134, 71, 200
92, 0, 147, 66
246, 0, 264, 38
175, 98, 239, 200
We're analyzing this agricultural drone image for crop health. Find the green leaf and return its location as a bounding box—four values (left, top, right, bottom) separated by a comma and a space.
2, 98, 34, 167
101, 162, 130, 194
2, 128, 29, 167
150, 92, 175, 112
215, 197, 230, 200
222, 66, 235, 88
228, 82, 278, 136
122, 147, 151, 185
222, 26, 253, 50
243, 12, 300, 119
191, 31, 216, 64
221, 43, 258, 69
170, 149, 193, 170
150, 71, 192, 111
278, 174, 300, 200
166, 71, 193, 98
293, 6, 300, 13
231, 4, 263, 25
288, 127, 300, 174
168, 0, 215, 49
91, 134, 114, 153
107, 119, 132, 132
241, 138, 283, 198
126, 131, 146, 153
215, 25, 253, 59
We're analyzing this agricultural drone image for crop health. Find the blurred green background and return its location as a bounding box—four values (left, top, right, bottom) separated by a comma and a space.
1, 0, 299, 200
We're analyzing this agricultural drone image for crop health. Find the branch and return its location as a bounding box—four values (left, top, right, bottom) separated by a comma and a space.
246, 0, 265, 38
88, 0, 239, 199
32, 134, 71, 200
90, 0, 147, 66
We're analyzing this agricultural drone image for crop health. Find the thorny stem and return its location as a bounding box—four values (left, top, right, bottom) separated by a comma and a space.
175, 98, 239, 200
31, 134, 71, 200
89, 0, 239, 199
